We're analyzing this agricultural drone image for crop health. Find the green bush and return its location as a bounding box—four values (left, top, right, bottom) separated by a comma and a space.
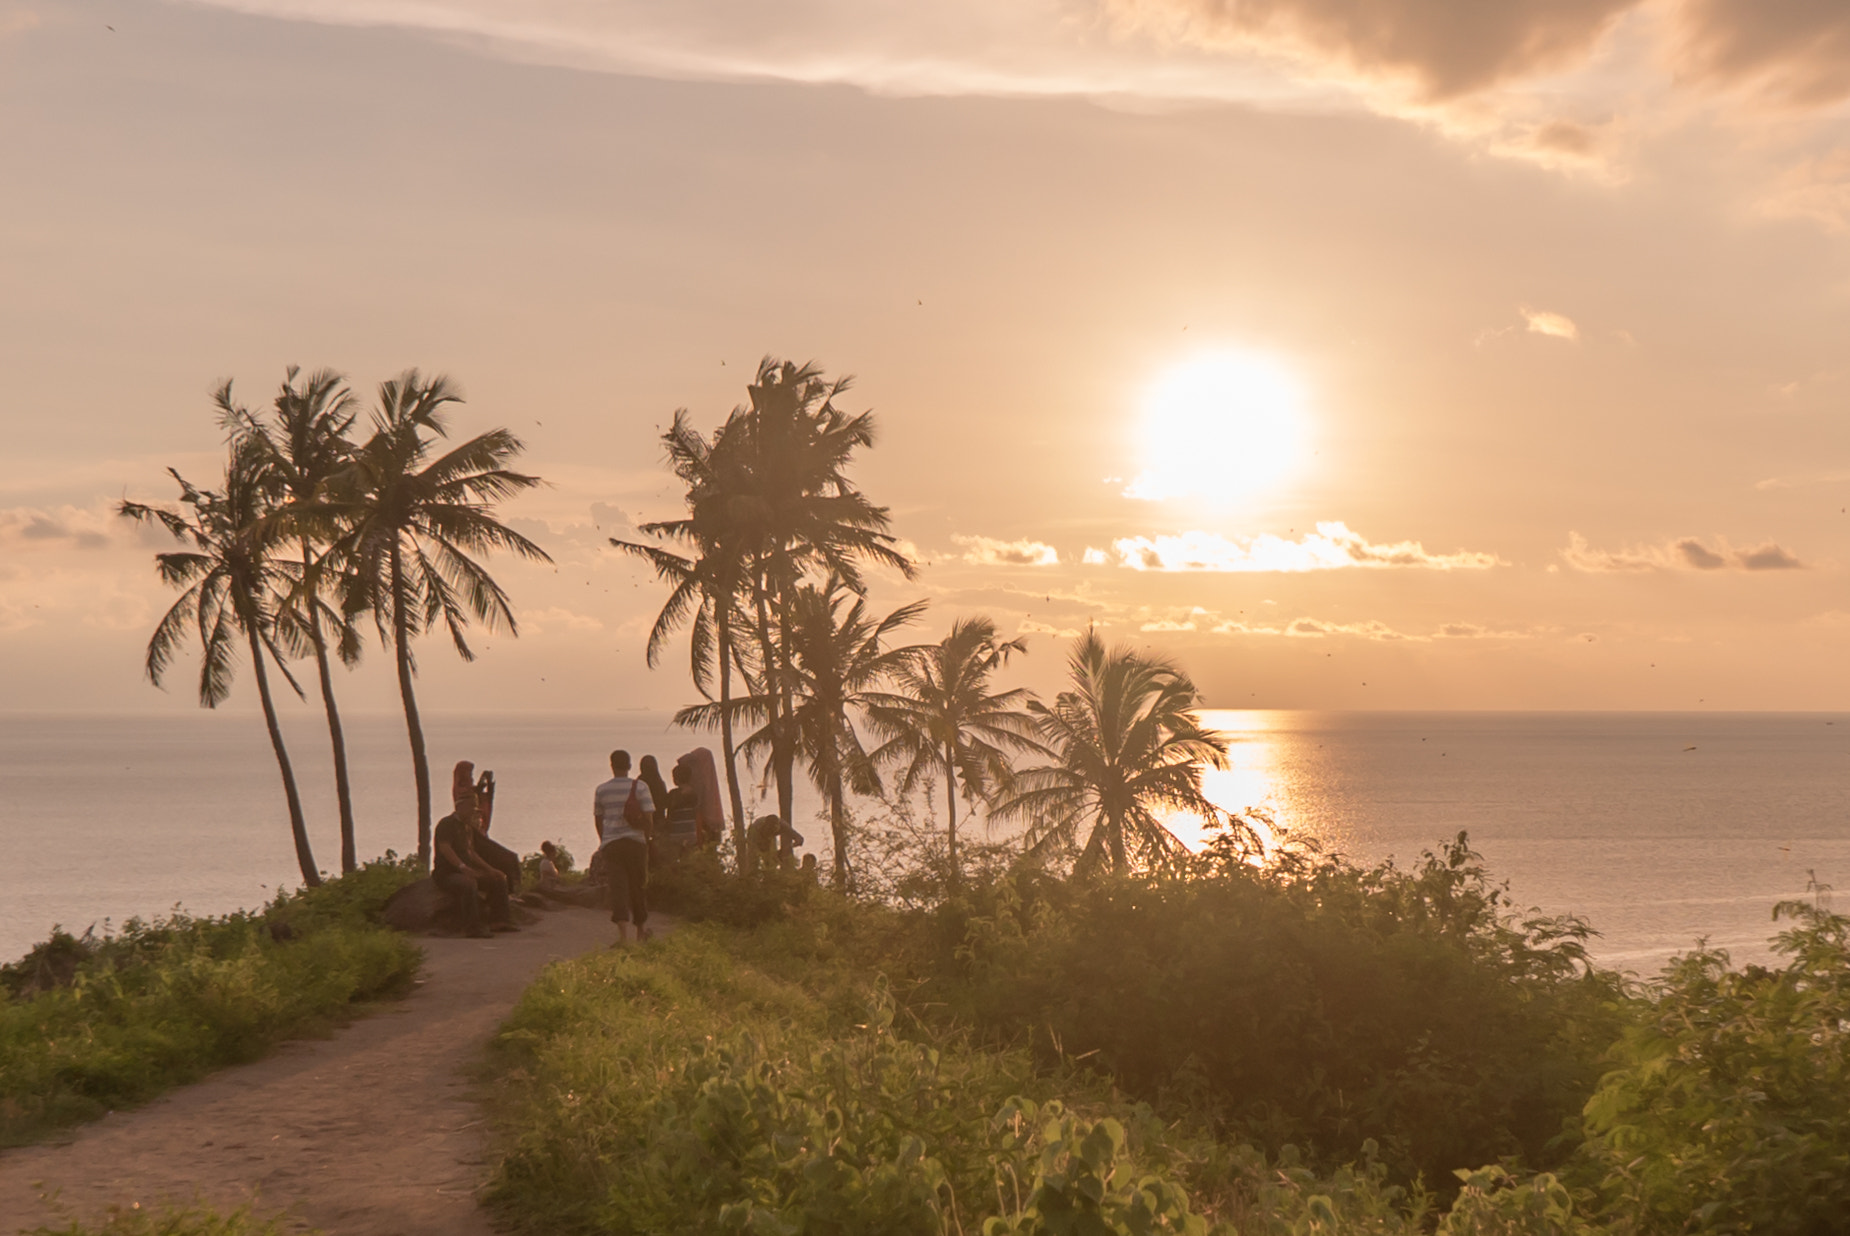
895, 837, 1622, 1193
0, 859, 421, 1145
1574, 899, 1850, 1235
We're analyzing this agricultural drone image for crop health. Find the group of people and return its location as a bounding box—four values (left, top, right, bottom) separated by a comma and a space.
431, 747, 733, 941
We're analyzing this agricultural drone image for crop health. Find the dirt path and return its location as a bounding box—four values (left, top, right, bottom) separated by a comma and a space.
0, 905, 629, 1235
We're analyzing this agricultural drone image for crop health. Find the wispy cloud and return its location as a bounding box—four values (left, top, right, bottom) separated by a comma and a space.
1020, 617, 1083, 638
954, 533, 1061, 567
1561, 531, 1808, 572
1114, 521, 1501, 572
1755, 469, 1850, 490
1521, 305, 1581, 339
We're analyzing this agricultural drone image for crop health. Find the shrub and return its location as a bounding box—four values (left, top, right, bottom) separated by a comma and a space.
1574, 899, 1850, 1235
0, 861, 422, 1145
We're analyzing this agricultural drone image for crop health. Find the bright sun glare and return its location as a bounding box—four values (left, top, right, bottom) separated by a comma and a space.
1124, 352, 1309, 504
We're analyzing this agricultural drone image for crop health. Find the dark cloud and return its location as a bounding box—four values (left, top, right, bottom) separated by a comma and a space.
1113, 0, 1640, 99
20, 516, 68, 540
1675, 538, 1728, 569
1678, 0, 1850, 106
1531, 119, 1598, 156
1736, 543, 1805, 570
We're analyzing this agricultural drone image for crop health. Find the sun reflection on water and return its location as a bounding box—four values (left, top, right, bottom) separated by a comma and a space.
1164, 709, 1289, 855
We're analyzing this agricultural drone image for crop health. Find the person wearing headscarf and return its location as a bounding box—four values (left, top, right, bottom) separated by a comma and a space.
453, 760, 522, 903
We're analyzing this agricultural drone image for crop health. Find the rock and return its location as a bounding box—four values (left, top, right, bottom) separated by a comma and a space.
379, 878, 551, 934
379, 878, 463, 933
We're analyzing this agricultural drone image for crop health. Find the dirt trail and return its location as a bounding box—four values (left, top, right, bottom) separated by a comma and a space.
0, 905, 628, 1235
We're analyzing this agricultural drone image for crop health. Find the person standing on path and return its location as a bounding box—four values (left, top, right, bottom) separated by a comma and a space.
594, 749, 653, 943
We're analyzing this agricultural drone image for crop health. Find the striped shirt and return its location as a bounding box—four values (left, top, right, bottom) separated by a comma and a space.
595, 775, 653, 846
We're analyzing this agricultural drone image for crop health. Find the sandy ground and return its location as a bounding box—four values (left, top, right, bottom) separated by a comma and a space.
0, 904, 630, 1235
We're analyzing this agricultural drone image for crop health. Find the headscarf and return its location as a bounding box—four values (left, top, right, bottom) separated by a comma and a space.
451, 760, 478, 813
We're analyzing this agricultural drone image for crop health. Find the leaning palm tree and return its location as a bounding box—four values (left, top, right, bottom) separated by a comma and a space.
220, 367, 366, 873
119, 441, 322, 886
993, 629, 1234, 875
331, 371, 551, 869
694, 580, 926, 885
865, 615, 1040, 887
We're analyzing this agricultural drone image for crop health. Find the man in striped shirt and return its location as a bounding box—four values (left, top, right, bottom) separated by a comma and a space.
593, 749, 654, 943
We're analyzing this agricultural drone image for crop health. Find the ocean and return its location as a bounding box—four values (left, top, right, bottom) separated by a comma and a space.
2, 710, 1845, 973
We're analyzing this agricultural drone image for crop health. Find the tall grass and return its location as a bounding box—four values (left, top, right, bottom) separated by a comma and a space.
0, 858, 422, 1146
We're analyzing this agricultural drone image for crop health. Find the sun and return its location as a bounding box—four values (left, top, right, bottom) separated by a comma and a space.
1124, 351, 1309, 504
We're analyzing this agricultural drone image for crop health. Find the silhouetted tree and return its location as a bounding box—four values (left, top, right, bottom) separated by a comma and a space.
867, 616, 1039, 887
331, 372, 550, 869
220, 367, 366, 873
994, 629, 1230, 875
119, 441, 322, 885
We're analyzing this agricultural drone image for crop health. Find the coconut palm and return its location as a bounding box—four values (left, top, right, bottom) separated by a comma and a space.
993, 629, 1234, 875
865, 616, 1040, 887
219, 367, 366, 873
119, 442, 322, 886
331, 371, 551, 869
611, 411, 754, 862
711, 359, 914, 833
617, 361, 913, 866
690, 580, 926, 884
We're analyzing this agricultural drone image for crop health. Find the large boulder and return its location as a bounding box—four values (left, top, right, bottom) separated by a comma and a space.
379, 878, 464, 933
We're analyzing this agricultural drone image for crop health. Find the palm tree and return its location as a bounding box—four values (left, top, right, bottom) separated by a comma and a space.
119, 442, 322, 886
331, 371, 551, 869
993, 629, 1234, 875
691, 580, 926, 884
713, 359, 914, 833
866, 616, 1040, 887
219, 367, 366, 873
617, 361, 914, 866
612, 411, 754, 863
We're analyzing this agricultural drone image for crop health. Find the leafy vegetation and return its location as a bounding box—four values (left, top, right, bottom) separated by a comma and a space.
489, 836, 1850, 1235
0, 859, 421, 1146
20, 1202, 303, 1236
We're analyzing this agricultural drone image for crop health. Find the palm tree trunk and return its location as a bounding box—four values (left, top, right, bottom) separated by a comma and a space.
829, 777, 849, 889
716, 605, 751, 871
247, 625, 320, 887
774, 603, 797, 852
751, 573, 795, 845
305, 542, 357, 874
391, 543, 433, 870
945, 742, 959, 891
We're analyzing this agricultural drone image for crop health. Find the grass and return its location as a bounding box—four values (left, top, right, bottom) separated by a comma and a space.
18, 1202, 307, 1236
0, 858, 422, 1147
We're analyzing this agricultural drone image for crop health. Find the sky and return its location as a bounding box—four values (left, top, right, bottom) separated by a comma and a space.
2, 0, 1848, 714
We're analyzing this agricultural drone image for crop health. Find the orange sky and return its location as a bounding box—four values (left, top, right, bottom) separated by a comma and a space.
3, 0, 1848, 712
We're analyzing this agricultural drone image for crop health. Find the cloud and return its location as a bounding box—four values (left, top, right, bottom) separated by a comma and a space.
1285, 616, 1417, 640
953, 534, 1061, 567
1561, 531, 1808, 572
1019, 617, 1083, 637
524, 606, 606, 634
1756, 468, 1850, 490
1760, 148, 1850, 233
1105, 0, 1639, 101
1081, 547, 1111, 565
1676, 0, 1850, 108
1521, 305, 1581, 339
0, 504, 126, 552
1113, 521, 1501, 572
1736, 542, 1805, 570
1434, 621, 1536, 639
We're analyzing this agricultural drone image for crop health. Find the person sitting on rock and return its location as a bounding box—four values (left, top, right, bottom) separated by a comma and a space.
433, 794, 513, 936
453, 761, 522, 896
748, 814, 804, 869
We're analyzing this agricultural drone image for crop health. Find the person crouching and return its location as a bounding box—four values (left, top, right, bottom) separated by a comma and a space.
593, 749, 653, 944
